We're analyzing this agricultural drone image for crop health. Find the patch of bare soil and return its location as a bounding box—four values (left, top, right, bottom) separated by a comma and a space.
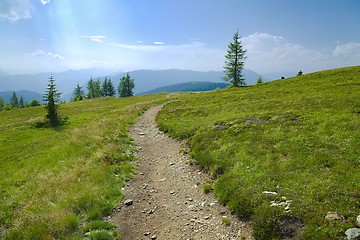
109, 105, 253, 240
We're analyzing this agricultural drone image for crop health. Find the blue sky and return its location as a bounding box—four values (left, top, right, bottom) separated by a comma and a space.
0, 0, 360, 74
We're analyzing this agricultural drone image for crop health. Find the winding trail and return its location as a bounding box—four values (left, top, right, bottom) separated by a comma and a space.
109, 105, 253, 240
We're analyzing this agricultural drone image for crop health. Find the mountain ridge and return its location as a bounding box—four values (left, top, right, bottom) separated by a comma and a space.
0, 68, 263, 101
139, 81, 230, 95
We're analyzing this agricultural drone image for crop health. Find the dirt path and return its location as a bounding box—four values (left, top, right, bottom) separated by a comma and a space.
109, 105, 253, 240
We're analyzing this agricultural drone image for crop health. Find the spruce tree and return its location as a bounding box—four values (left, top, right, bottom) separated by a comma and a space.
118, 73, 135, 97
0, 97, 4, 111
101, 77, 109, 97
87, 77, 95, 99
102, 77, 116, 97
107, 78, 116, 96
94, 79, 102, 98
72, 83, 85, 101
43, 75, 61, 127
257, 75, 263, 84
10, 91, 19, 108
19, 96, 24, 108
224, 31, 247, 87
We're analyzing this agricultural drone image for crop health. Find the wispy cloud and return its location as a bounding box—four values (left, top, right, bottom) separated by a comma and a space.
113, 41, 202, 53
40, 0, 50, 5
0, 0, 31, 22
30, 49, 64, 60
112, 43, 166, 53
108, 40, 223, 71
81, 35, 106, 43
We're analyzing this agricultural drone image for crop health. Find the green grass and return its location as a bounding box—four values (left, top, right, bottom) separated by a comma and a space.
202, 183, 213, 194
157, 66, 360, 239
0, 94, 169, 239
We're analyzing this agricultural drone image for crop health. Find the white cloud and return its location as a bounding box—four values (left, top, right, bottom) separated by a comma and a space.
242, 32, 326, 73
30, 49, 64, 60
40, 0, 50, 5
330, 42, 360, 68
332, 42, 360, 56
153, 41, 165, 45
81, 35, 106, 43
0, 0, 31, 22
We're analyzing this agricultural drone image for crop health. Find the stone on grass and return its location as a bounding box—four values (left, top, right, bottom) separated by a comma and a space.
345, 228, 360, 240
325, 212, 345, 222
262, 191, 277, 196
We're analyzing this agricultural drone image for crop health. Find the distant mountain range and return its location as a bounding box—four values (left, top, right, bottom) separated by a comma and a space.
0, 90, 43, 104
139, 82, 230, 95
0, 68, 273, 102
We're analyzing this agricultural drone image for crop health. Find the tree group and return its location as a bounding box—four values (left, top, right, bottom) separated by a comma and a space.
0, 92, 40, 112
72, 74, 135, 101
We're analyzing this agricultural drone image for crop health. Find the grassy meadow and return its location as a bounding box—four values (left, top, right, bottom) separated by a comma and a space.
0, 94, 168, 239
157, 66, 360, 239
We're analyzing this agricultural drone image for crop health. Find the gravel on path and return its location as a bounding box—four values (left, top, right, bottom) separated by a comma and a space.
109, 105, 253, 240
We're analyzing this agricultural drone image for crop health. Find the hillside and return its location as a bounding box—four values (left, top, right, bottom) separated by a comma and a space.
0, 94, 170, 239
1, 66, 358, 239
139, 81, 229, 95
157, 66, 360, 239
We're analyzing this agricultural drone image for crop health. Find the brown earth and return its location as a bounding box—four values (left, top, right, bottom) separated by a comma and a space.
109, 105, 253, 240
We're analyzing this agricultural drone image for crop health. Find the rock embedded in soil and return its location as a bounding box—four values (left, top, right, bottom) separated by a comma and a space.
124, 199, 133, 206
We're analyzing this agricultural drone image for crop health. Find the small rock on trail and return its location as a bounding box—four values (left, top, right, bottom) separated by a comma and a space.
109, 105, 253, 239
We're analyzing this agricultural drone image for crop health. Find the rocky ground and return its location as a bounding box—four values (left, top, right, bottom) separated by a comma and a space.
109, 105, 253, 240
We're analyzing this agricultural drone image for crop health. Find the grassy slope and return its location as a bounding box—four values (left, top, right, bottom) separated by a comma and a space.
157, 66, 360, 239
0, 94, 168, 239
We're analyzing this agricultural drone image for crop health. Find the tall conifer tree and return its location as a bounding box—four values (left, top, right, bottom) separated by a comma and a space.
223, 31, 247, 87
72, 83, 85, 101
43, 75, 61, 127
10, 91, 19, 108
19, 96, 24, 108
